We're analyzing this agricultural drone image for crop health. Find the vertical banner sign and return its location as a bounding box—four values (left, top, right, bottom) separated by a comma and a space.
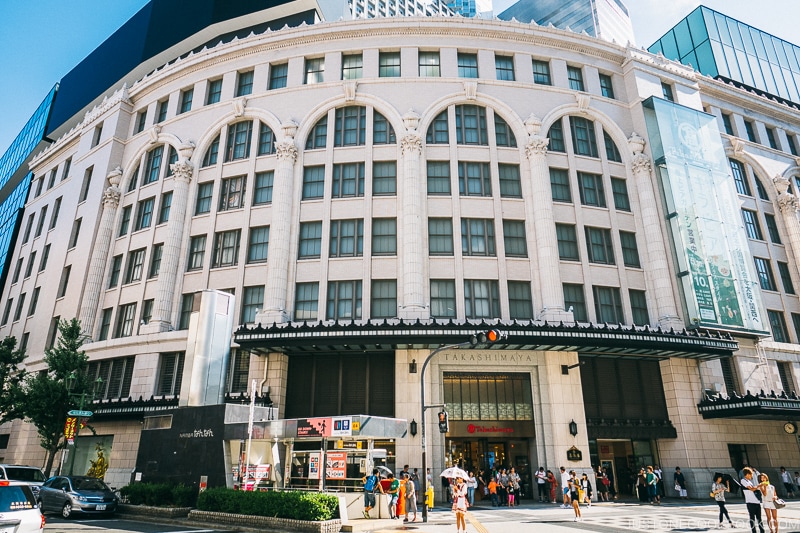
64, 417, 78, 445
326, 451, 347, 479
643, 96, 768, 334
308, 452, 321, 480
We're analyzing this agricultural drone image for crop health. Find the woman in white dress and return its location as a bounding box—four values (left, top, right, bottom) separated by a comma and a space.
759, 473, 779, 533
452, 477, 469, 533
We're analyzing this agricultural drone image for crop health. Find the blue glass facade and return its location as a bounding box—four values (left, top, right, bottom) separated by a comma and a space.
649, 6, 800, 105
447, 0, 476, 18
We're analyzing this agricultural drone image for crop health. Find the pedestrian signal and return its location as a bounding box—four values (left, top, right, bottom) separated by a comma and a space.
438, 410, 449, 433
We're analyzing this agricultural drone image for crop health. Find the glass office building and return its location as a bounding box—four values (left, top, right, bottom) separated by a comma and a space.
649, 6, 800, 106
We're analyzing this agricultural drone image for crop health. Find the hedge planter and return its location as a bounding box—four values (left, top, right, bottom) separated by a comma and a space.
188, 510, 341, 533
118, 504, 192, 519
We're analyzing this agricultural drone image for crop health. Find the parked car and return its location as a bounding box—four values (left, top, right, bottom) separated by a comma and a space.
38, 476, 118, 518
0, 482, 45, 532
0, 465, 46, 499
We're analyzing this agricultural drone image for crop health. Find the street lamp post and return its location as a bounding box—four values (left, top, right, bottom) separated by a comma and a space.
65, 372, 104, 476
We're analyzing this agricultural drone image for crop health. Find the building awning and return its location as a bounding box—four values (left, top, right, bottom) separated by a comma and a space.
233, 319, 737, 360
698, 390, 800, 420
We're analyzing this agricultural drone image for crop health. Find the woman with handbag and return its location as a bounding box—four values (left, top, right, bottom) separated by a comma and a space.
759, 473, 780, 533
597, 468, 610, 502
711, 474, 734, 529
452, 477, 469, 533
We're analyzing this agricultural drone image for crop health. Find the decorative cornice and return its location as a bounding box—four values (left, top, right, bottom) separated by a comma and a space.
401, 133, 422, 156
774, 175, 798, 213
233, 97, 247, 117
464, 80, 477, 100
83, 84, 132, 125
576, 92, 590, 113
343, 80, 357, 102
525, 136, 548, 159
148, 125, 162, 144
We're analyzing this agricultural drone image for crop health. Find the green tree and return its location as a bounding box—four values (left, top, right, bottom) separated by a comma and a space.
0, 336, 27, 425
22, 318, 90, 476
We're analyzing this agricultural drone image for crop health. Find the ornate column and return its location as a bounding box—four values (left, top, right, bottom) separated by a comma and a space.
398, 111, 427, 320
143, 142, 195, 333
523, 115, 571, 322
78, 167, 122, 336
258, 123, 299, 325
773, 175, 800, 273
628, 133, 682, 329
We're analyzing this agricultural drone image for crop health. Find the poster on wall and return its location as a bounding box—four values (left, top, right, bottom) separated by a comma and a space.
331, 417, 352, 437
643, 96, 768, 335
296, 418, 332, 437
308, 452, 321, 480
326, 451, 347, 479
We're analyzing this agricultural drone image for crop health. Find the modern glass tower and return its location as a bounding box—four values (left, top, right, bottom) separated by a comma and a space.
498, 0, 634, 45
649, 6, 800, 106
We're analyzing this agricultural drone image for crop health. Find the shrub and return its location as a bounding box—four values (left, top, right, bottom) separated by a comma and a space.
120, 482, 198, 507
196, 488, 339, 521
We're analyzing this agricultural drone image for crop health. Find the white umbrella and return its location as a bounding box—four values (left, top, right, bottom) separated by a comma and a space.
376, 465, 392, 476
440, 466, 469, 480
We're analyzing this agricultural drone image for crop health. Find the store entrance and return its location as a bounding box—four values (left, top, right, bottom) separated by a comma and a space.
446, 438, 531, 498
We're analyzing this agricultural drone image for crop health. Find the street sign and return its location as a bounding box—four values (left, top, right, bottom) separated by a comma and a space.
67, 410, 93, 417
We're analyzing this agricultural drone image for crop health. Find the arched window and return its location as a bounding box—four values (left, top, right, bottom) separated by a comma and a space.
569, 116, 598, 158
494, 114, 516, 147
603, 131, 621, 162
334, 106, 367, 146
202, 135, 220, 167
753, 174, 769, 200
373, 111, 395, 144
143, 145, 164, 185
127, 165, 140, 192
258, 123, 275, 155
426, 111, 448, 144
225, 121, 253, 162
548, 120, 565, 152
455, 105, 488, 145
306, 116, 328, 150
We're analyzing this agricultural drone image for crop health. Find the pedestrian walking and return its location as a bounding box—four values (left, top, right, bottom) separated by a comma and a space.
759, 473, 779, 533
568, 471, 581, 522
596, 467, 609, 502
467, 472, 477, 506
741, 467, 765, 533
581, 472, 593, 506
779, 467, 794, 498
646, 466, 659, 505
560, 466, 571, 507
712, 473, 734, 529
674, 467, 688, 499
452, 477, 469, 533
535, 467, 547, 502
404, 473, 417, 523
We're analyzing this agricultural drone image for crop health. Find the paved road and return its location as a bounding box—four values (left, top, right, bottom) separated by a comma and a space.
43, 516, 233, 533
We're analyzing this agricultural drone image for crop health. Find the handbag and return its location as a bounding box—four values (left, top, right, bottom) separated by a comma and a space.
710, 491, 716, 498
674, 483, 681, 491
775, 498, 786, 509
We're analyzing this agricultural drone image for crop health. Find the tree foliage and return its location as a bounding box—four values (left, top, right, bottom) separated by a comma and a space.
0, 336, 26, 426
22, 318, 90, 476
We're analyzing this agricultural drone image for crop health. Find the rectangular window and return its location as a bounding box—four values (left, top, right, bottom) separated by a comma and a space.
550, 167, 571, 202
578, 172, 606, 207
498, 164, 521, 198
570, 117, 599, 157
457, 53, 478, 78
778, 361, 796, 394
241, 286, 264, 324
34, 177, 43, 198
109, 254, 122, 288
28, 287, 40, 316
327, 280, 362, 320
195, 182, 214, 214
47, 169, 57, 190
342, 54, 363, 80
429, 218, 454, 256
11, 258, 23, 283
98, 308, 112, 340
371, 280, 397, 318
455, 105, 488, 145
295, 282, 319, 321
228, 350, 251, 393
134, 197, 154, 231
629, 289, 650, 325
143, 146, 163, 185
334, 106, 366, 146
556, 224, 579, 261
39, 244, 50, 272
502, 220, 527, 258
305, 58, 325, 84
179, 88, 193, 114
744, 120, 757, 143
461, 218, 496, 256
253, 171, 274, 205
458, 161, 491, 196
123, 248, 146, 284
13, 294, 26, 322
431, 280, 456, 318
302, 166, 325, 200
236, 70, 254, 96
567, 66, 584, 91
91, 123, 103, 147
332, 162, 365, 197
149, 243, 163, 278
179, 294, 195, 330
156, 100, 168, 123
34, 206, 47, 238
247, 226, 270, 263
157, 352, 185, 396
593, 285, 623, 323
721, 113, 734, 135
24, 252, 36, 279
157, 191, 172, 224
620, 231, 641, 268
532, 59, 551, 85
21, 214, 34, 244
742, 209, 763, 240
443, 371, 534, 421
778, 261, 795, 294
49, 197, 62, 230
219, 176, 246, 211
206, 78, 223, 104
69, 218, 82, 248
114, 302, 137, 338
507, 281, 533, 319
787, 134, 799, 156
793, 313, 800, 344
599, 73, 615, 98
768, 309, 790, 343
138, 298, 151, 324
379, 52, 401, 77
372, 218, 397, 256
57, 265, 71, 297
298, 221, 323, 258
212, 230, 241, 268
329, 219, 364, 258
730, 159, 751, 195
269, 63, 288, 89
419, 51, 440, 77
60, 158, 71, 182
766, 127, 778, 149
136, 110, 147, 133
225, 121, 253, 161
661, 82, 674, 102
610, 178, 630, 211
80, 167, 93, 202
87, 356, 136, 400
754, 257, 777, 291
495, 55, 515, 81
464, 279, 500, 319
373, 161, 397, 196
188, 235, 207, 270
585, 226, 614, 265
45, 315, 59, 349
0, 299, 11, 326
427, 161, 451, 195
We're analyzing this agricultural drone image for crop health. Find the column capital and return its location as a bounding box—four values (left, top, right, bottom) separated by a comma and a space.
401, 133, 422, 156
630, 152, 652, 175
102, 186, 121, 208
524, 136, 548, 159
276, 141, 298, 163
777, 192, 799, 213
171, 160, 193, 183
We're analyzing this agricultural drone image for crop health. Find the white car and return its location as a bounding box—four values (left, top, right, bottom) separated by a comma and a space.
0, 482, 45, 533
0, 465, 46, 500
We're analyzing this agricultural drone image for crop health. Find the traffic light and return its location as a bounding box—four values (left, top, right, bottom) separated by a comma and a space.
470, 329, 505, 345
438, 410, 449, 433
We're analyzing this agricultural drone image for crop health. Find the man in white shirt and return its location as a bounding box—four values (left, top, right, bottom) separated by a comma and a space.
741, 468, 765, 533
560, 466, 571, 507
780, 466, 795, 497
535, 467, 547, 502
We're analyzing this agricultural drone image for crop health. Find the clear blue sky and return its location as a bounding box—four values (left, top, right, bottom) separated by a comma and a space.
1, 0, 799, 155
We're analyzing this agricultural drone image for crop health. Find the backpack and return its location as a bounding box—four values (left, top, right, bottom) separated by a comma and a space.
364, 475, 377, 492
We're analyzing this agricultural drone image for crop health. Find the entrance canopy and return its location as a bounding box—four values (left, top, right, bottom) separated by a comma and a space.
224, 414, 408, 441
234, 319, 737, 360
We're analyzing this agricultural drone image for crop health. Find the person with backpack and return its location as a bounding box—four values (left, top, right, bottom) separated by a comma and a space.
362, 468, 384, 519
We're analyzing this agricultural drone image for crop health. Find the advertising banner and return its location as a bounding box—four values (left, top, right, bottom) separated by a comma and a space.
331, 417, 352, 437
296, 418, 332, 438
326, 451, 347, 479
308, 452, 321, 480
643, 96, 768, 334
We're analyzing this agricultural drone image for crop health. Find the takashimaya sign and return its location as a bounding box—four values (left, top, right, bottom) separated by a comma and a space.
643, 97, 768, 335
